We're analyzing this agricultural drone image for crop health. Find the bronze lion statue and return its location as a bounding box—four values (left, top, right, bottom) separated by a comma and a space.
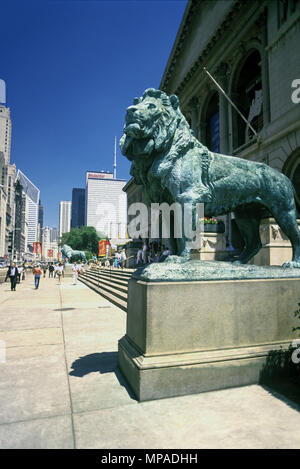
120, 88, 300, 267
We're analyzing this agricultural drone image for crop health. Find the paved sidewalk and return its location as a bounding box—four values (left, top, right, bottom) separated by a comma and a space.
0, 274, 299, 449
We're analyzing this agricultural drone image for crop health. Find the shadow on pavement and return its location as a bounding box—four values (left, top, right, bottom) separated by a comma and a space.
259, 347, 300, 410
69, 351, 137, 401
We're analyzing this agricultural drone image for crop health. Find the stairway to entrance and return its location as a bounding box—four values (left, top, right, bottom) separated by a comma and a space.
78, 267, 134, 312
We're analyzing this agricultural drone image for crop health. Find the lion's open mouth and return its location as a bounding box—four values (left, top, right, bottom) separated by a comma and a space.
120, 132, 154, 159
125, 122, 144, 138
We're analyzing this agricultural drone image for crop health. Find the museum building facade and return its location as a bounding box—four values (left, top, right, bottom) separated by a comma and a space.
124, 0, 300, 259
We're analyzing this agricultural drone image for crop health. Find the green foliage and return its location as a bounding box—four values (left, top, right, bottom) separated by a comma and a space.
84, 251, 93, 261
59, 226, 107, 253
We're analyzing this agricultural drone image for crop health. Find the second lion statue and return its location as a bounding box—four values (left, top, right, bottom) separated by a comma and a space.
120, 88, 300, 268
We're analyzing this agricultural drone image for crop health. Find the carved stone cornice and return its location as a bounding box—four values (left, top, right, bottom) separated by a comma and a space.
161, 0, 247, 94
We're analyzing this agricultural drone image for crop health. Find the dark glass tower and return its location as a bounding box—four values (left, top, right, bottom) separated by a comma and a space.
71, 188, 85, 228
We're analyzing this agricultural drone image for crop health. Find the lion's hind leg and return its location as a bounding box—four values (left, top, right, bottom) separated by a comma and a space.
270, 205, 300, 268
233, 205, 262, 264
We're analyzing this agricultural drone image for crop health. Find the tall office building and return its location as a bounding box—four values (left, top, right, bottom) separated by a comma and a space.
14, 179, 29, 256
16, 170, 40, 250
38, 200, 44, 242
85, 171, 127, 240
50, 227, 58, 242
59, 201, 71, 237
0, 104, 12, 165
71, 188, 85, 228
0, 101, 16, 257
41, 226, 58, 260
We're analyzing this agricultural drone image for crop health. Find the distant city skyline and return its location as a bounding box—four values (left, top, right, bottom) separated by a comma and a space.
0, 0, 188, 227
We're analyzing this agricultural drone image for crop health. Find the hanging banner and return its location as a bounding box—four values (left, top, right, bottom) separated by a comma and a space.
33, 242, 42, 255
99, 239, 110, 257
47, 249, 54, 258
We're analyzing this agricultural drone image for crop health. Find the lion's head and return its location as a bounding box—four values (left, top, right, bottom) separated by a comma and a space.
120, 88, 185, 161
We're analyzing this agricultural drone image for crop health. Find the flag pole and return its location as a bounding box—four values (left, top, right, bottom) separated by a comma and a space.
203, 67, 259, 139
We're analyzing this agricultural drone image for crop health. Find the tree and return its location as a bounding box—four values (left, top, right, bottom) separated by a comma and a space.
59, 226, 107, 254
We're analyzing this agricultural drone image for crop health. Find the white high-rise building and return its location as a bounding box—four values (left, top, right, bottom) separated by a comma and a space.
0, 105, 12, 165
42, 226, 58, 260
85, 171, 127, 241
59, 201, 71, 237
16, 170, 40, 251
0, 101, 15, 258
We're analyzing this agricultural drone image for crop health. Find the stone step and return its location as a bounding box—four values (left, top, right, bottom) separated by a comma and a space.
78, 276, 127, 312
82, 272, 128, 294
80, 273, 128, 302
94, 268, 134, 279
84, 270, 130, 288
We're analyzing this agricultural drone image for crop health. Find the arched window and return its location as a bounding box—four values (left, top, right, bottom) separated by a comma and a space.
233, 50, 263, 149
283, 149, 300, 213
205, 92, 220, 152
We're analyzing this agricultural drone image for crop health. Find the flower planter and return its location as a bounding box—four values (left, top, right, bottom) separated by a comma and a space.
203, 222, 225, 233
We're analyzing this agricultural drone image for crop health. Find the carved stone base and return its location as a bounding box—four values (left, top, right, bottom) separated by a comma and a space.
190, 231, 227, 261
118, 276, 300, 401
251, 218, 300, 266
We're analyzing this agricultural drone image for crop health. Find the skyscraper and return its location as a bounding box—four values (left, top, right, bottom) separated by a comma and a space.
0, 101, 16, 257
71, 188, 85, 228
50, 227, 58, 242
0, 104, 12, 165
85, 171, 127, 240
59, 201, 71, 237
16, 170, 40, 251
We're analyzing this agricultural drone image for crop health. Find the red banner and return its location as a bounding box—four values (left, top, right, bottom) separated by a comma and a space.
47, 249, 53, 258
33, 242, 42, 254
99, 239, 110, 257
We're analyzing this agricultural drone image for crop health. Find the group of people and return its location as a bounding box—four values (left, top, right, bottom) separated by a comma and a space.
113, 249, 127, 269
5, 260, 85, 291
136, 242, 171, 265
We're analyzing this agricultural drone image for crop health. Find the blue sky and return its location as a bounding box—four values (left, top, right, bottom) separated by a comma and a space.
0, 0, 187, 227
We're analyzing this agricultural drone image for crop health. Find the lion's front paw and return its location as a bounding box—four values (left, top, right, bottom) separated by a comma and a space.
282, 260, 300, 269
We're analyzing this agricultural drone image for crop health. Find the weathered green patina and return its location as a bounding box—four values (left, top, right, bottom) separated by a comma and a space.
120, 88, 300, 269
61, 244, 86, 262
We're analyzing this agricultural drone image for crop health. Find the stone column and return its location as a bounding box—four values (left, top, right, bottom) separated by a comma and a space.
188, 97, 199, 137
260, 11, 270, 125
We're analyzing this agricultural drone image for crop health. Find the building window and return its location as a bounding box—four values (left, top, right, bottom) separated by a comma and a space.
278, 0, 300, 27
283, 149, 300, 213
205, 92, 220, 153
233, 50, 263, 150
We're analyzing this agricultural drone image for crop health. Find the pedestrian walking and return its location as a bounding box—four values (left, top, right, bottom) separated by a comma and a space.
120, 249, 127, 269
17, 265, 23, 283
142, 242, 148, 264
56, 263, 63, 283
7, 263, 18, 291
32, 265, 42, 289
136, 248, 143, 265
49, 264, 54, 278
43, 265, 47, 278
72, 261, 79, 285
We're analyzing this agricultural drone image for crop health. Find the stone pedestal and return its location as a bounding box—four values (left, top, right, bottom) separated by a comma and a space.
190, 231, 227, 261
63, 264, 73, 278
251, 218, 300, 266
118, 276, 300, 401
